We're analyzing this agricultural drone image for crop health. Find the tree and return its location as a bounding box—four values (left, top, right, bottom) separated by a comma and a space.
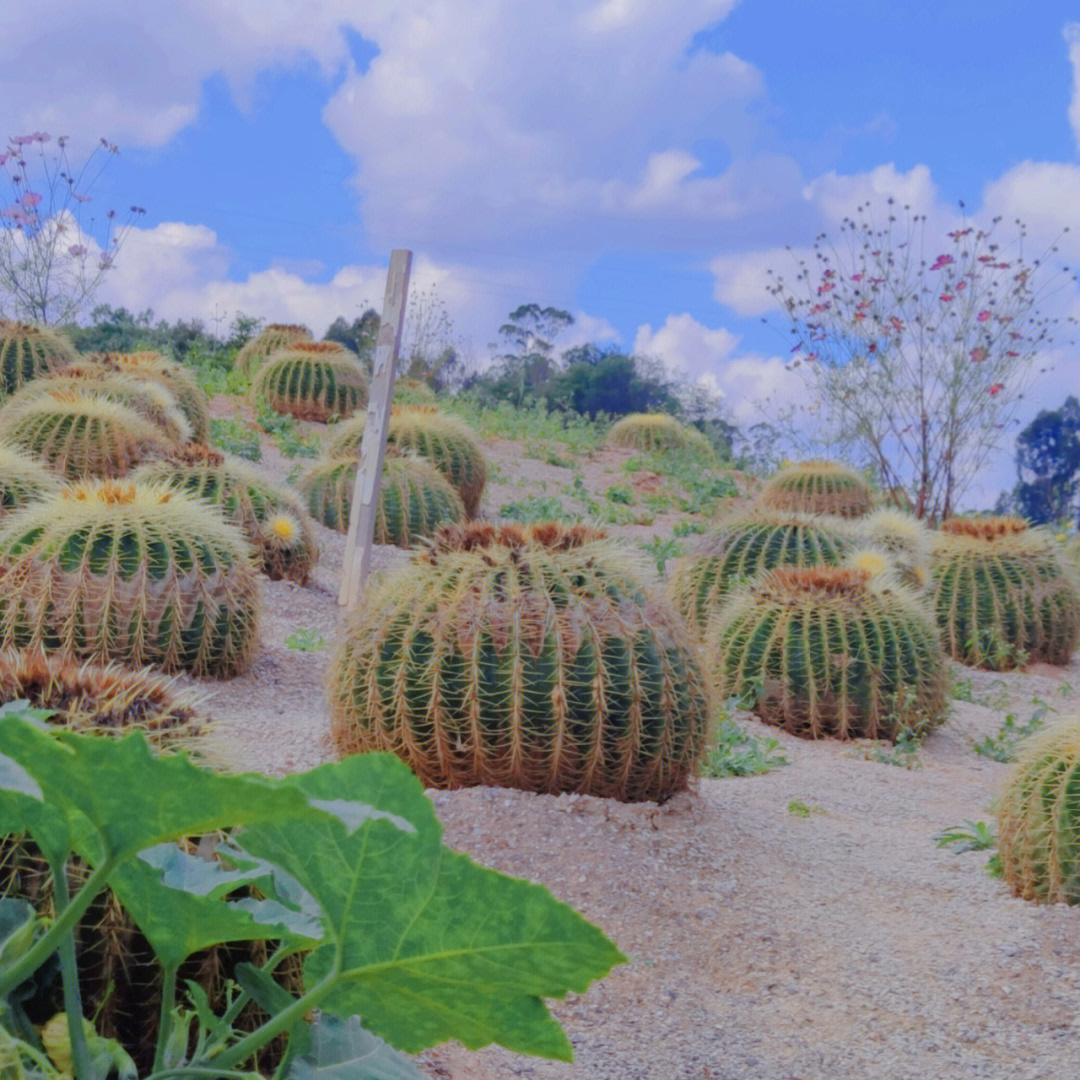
546, 350, 679, 418
767, 200, 1075, 520
484, 304, 575, 408
325, 309, 380, 370
1011, 397, 1080, 524
0, 133, 144, 324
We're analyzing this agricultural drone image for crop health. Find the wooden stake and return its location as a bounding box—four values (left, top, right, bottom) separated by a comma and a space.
339, 249, 412, 608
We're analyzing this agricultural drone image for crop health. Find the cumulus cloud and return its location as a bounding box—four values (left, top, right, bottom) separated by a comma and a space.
633, 313, 739, 377
1066, 23, 1080, 152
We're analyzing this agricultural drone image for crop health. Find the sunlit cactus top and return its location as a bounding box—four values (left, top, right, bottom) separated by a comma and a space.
940, 515, 1030, 540
606, 413, 716, 460
758, 459, 874, 518
234, 322, 312, 376
250, 340, 367, 422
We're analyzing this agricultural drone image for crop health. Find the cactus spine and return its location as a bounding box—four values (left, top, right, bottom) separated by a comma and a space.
930, 517, 1080, 669
667, 511, 851, 636
0, 442, 60, 515
758, 459, 874, 518
998, 717, 1080, 903
135, 444, 319, 584
235, 323, 312, 377
606, 413, 716, 460
299, 451, 464, 545
326, 407, 487, 516
706, 566, 948, 740
0, 392, 175, 479
0, 320, 77, 398
0, 479, 260, 677
250, 341, 367, 422
329, 522, 710, 801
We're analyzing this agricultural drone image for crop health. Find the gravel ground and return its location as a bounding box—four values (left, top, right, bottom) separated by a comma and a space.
191, 421, 1080, 1080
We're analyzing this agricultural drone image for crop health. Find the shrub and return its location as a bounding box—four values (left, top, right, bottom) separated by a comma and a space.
249, 341, 366, 422
0, 479, 260, 677
930, 516, 1080, 669
393, 377, 437, 406
0, 442, 60, 515
997, 717, 1080, 903
667, 511, 851, 636
606, 413, 715, 461
234, 322, 311, 376
0, 391, 174, 479
299, 451, 464, 545
329, 522, 710, 801
135, 444, 319, 585
706, 565, 948, 740
0, 320, 77, 398
327, 406, 487, 517
758, 459, 873, 519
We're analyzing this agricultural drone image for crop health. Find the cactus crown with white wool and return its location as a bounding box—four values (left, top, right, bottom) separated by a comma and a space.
0, 479, 260, 677
329, 521, 710, 802
706, 564, 948, 741
930, 516, 1080, 669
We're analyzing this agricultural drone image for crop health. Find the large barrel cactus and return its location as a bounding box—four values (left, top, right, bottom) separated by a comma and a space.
0, 442, 60, 515
706, 565, 947, 740
0, 320, 77, 397
0, 479, 260, 677
606, 413, 715, 460
758, 459, 874, 518
326, 406, 487, 516
235, 322, 312, 377
0, 391, 175, 479
998, 717, 1080, 903
10, 366, 192, 444
90, 350, 210, 442
667, 511, 851, 636
250, 341, 367, 422
329, 522, 710, 802
135, 444, 319, 584
299, 450, 464, 545
930, 517, 1080, 669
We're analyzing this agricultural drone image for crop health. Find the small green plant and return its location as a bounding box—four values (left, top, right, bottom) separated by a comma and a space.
673, 518, 706, 538
700, 715, 788, 778
863, 725, 924, 769
934, 820, 1002, 877
285, 628, 328, 652
974, 698, 1052, 763
641, 536, 683, 576
605, 484, 633, 505
256, 402, 321, 458
209, 417, 261, 461
787, 799, 824, 818
499, 495, 572, 523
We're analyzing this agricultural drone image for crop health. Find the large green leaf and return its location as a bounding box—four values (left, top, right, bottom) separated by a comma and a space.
287, 1015, 425, 1080
238, 754, 624, 1061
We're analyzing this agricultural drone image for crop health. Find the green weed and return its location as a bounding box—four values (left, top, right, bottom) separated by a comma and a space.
285, 628, 329, 652
701, 714, 789, 779
974, 698, 1051, 763
209, 417, 261, 461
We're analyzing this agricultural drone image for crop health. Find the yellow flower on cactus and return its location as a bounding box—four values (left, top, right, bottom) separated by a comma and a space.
267, 512, 299, 543
851, 549, 889, 578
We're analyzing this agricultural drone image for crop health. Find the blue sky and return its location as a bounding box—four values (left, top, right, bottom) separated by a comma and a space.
5, 0, 1080, 497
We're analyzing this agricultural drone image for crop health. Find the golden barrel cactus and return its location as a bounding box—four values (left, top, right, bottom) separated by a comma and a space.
0, 320, 77, 398
249, 341, 367, 422
606, 413, 716, 460
758, 459, 874, 519
234, 322, 312, 376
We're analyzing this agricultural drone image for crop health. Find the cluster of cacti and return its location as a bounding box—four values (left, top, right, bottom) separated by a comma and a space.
299, 449, 464, 545
706, 565, 948, 740
997, 717, 1080, 903
135, 444, 319, 584
392, 377, 438, 406
326, 406, 487, 516
930, 517, 1080, 669
667, 511, 851, 635
849, 508, 931, 590
0, 647, 205, 749
0, 390, 175, 479
89, 350, 210, 441
606, 413, 716, 460
0, 442, 60, 515
0, 319, 77, 397
234, 323, 312, 376
0, 479, 260, 677
250, 341, 367, 421
758, 459, 874, 518
329, 522, 710, 802
10, 365, 192, 443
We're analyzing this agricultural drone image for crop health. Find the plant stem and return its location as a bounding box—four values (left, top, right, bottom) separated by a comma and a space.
49, 857, 94, 1080
217, 943, 293, 1031
0, 857, 115, 996
153, 964, 179, 1074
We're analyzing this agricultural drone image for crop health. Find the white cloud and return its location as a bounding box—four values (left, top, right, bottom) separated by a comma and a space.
1066, 23, 1080, 152
633, 313, 739, 377
801, 163, 939, 226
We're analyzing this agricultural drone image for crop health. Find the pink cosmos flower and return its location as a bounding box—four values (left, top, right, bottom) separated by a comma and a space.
930, 254, 954, 271
67, 244, 87, 257
988, 383, 1003, 396
940, 294, 954, 302
970, 347, 989, 362
977, 310, 990, 323
19, 192, 42, 208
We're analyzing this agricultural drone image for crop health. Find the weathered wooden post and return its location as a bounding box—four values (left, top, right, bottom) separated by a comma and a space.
339, 249, 412, 609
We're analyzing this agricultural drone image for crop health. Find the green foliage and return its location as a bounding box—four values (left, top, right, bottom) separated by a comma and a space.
0, 480, 260, 678
0, 322, 77, 399
446, 397, 605, 456
605, 484, 633, 505
255, 402, 321, 459
544, 352, 680, 419
285, 628, 328, 652
998, 716, 1080, 902
931, 519, 1080, 669
787, 800, 824, 818
667, 511, 851, 636
209, 417, 261, 461
641, 536, 683, 576
499, 495, 572, 523
330, 523, 710, 802
672, 518, 707, 538
861, 725, 925, 769
973, 698, 1051, 762
706, 566, 948, 742
0, 709, 624, 1075
934, 819, 998, 853
759, 460, 874, 519
700, 715, 788, 778
1010, 396, 1080, 525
